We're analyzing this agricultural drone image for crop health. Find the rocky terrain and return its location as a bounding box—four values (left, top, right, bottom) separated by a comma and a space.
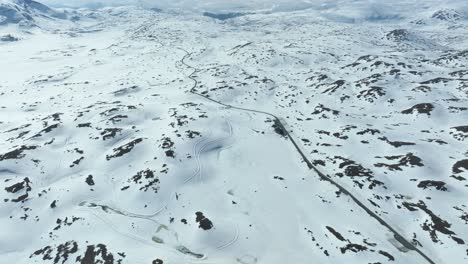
1, 1, 467, 263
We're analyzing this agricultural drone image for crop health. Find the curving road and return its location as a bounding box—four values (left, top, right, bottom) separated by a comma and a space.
177, 48, 437, 264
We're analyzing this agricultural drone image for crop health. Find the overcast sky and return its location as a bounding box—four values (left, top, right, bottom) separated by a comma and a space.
39, 0, 467, 18
41, 0, 323, 10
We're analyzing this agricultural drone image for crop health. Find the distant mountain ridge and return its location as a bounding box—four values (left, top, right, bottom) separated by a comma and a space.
0, 0, 67, 26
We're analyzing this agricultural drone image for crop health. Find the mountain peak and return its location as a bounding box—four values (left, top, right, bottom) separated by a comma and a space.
432, 9, 463, 21
0, 0, 66, 26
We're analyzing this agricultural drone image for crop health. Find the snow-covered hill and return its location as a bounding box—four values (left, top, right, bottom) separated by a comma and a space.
0, 0, 69, 26
0, 0, 102, 43
0, 2, 467, 264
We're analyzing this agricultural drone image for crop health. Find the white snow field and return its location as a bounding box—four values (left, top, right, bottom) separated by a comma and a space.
1, 1, 467, 263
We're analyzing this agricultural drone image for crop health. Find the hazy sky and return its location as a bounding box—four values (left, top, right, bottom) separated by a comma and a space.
39, 0, 467, 18
41, 0, 323, 10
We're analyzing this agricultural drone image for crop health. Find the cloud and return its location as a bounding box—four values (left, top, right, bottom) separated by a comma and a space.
40, 0, 326, 11
149, 0, 321, 12
40, 0, 140, 8
39, 0, 468, 21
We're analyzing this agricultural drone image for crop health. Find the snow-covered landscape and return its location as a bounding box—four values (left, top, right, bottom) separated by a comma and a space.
1, 0, 467, 263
